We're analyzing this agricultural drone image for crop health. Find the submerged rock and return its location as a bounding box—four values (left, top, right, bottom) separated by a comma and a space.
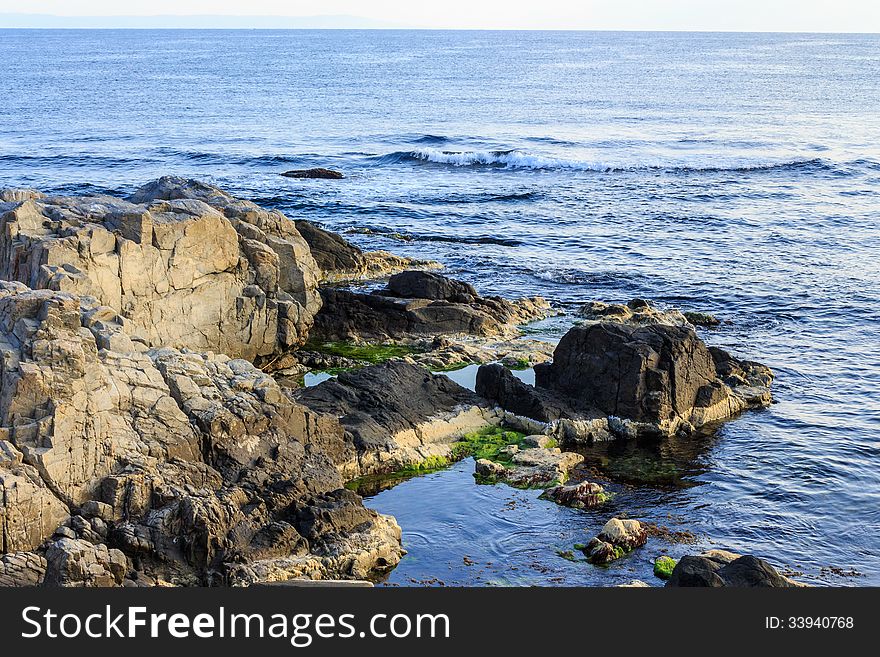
582, 518, 648, 564
478, 321, 772, 441
294, 360, 501, 478
666, 551, 802, 587
0, 176, 321, 360
0, 282, 401, 586
281, 168, 344, 179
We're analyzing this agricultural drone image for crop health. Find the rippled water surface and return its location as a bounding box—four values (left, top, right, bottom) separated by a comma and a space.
1, 29, 878, 585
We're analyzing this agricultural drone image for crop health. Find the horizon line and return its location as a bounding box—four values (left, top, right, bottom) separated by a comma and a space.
1, 13, 879, 34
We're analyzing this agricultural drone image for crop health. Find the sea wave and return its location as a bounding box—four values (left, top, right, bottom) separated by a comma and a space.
374, 148, 838, 174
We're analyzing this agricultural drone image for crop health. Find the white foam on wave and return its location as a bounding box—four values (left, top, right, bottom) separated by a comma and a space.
395, 147, 828, 173
405, 147, 612, 171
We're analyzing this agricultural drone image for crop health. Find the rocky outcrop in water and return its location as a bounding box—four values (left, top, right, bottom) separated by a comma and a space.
666, 550, 801, 587
540, 480, 608, 509
0, 176, 321, 360
474, 446, 583, 488
294, 220, 437, 283
0, 281, 401, 586
311, 271, 550, 343
294, 360, 501, 478
578, 299, 690, 327
281, 168, 344, 179
581, 518, 648, 564
477, 321, 772, 441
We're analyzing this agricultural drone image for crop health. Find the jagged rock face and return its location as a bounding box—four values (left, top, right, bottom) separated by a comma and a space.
0, 176, 321, 360
0, 282, 401, 586
478, 322, 772, 440
294, 220, 430, 283
295, 361, 501, 478
312, 271, 550, 342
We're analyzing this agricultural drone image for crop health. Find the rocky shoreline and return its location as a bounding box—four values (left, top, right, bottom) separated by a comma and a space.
0, 177, 795, 587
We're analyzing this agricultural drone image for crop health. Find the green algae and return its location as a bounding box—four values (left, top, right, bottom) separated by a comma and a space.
306, 340, 419, 364
653, 555, 678, 580
452, 425, 529, 465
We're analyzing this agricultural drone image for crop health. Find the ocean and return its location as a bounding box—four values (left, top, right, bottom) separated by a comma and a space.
1, 29, 878, 585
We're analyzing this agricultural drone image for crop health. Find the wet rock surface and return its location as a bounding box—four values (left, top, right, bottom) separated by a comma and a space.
280, 168, 344, 179
582, 518, 648, 564
540, 480, 608, 509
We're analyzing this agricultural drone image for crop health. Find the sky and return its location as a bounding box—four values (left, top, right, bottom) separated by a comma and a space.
2, 0, 880, 32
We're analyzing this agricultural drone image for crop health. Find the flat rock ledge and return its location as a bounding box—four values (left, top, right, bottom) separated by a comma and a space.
477, 319, 773, 442
294, 360, 502, 479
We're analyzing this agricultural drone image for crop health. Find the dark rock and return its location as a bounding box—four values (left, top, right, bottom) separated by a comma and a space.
293, 221, 427, 282
295, 490, 374, 542
385, 270, 477, 302
294, 361, 499, 477
537, 322, 718, 427
311, 273, 549, 342
667, 554, 797, 587
477, 322, 772, 440
295, 220, 365, 272
476, 363, 598, 423
541, 480, 608, 509
281, 168, 344, 179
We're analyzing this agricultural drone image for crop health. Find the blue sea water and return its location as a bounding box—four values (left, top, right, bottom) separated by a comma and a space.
1, 29, 879, 586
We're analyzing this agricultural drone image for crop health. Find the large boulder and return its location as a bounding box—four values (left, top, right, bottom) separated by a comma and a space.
0, 176, 321, 360
0, 282, 402, 586
478, 322, 772, 440
311, 271, 549, 342
666, 551, 800, 587
295, 360, 501, 478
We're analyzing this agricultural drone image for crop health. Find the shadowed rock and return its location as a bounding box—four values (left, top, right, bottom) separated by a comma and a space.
666, 552, 800, 587
294, 220, 434, 283
312, 271, 549, 342
295, 360, 501, 478
281, 168, 344, 179
477, 321, 772, 441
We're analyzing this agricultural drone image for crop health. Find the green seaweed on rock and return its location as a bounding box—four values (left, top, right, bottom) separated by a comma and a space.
452, 425, 529, 465
306, 340, 419, 364
653, 556, 678, 580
